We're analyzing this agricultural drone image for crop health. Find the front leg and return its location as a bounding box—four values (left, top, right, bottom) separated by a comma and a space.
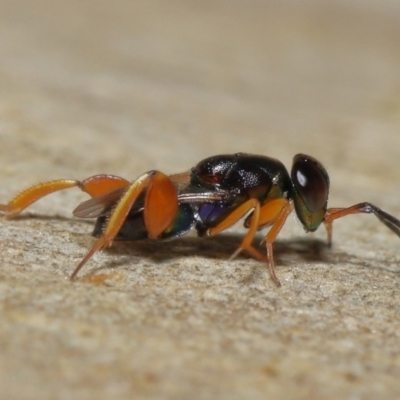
207, 198, 292, 287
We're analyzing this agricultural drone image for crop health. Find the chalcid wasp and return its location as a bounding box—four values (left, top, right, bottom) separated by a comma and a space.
1, 153, 399, 286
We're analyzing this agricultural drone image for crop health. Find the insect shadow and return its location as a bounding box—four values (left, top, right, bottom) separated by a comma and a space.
9, 214, 400, 278
94, 233, 330, 267
91, 232, 399, 280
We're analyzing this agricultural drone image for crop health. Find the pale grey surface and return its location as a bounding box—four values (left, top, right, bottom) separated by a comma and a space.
0, 1, 400, 399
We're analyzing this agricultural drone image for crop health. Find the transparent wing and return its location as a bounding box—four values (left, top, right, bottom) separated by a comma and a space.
73, 186, 128, 218
73, 170, 234, 219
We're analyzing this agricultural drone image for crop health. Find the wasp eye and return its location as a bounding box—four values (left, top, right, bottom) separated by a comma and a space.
292, 154, 329, 212
291, 154, 330, 231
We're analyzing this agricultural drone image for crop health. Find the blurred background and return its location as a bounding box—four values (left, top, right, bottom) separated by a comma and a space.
0, 1, 400, 399
1, 1, 399, 182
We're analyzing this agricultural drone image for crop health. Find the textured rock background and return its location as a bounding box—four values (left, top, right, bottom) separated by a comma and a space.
0, 1, 399, 399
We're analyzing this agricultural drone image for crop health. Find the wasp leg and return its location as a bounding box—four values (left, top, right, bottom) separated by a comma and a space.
256, 198, 291, 228
260, 199, 293, 287
324, 202, 400, 246
143, 171, 179, 239
207, 198, 292, 287
0, 175, 129, 216
69, 171, 178, 280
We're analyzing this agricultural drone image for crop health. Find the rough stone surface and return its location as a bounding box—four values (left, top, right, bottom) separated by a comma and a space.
0, 1, 400, 399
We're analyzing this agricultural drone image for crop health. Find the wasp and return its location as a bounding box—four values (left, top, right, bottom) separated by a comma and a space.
1, 153, 399, 287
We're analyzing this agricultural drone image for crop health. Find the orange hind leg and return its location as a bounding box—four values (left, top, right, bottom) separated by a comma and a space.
69, 171, 178, 280
0, 171, 179, 280
0, 174, 129, 216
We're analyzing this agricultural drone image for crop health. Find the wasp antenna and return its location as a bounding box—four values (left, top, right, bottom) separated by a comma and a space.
325, 202, 400, 239
368, 204, 400, 238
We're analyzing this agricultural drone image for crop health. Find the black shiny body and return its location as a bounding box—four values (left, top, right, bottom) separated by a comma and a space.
190, 154, 293, 235
93, 153, 294, 240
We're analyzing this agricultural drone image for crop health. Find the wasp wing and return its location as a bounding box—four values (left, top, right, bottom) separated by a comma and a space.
73, 170, 233, 219
73, 186, 128, 218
